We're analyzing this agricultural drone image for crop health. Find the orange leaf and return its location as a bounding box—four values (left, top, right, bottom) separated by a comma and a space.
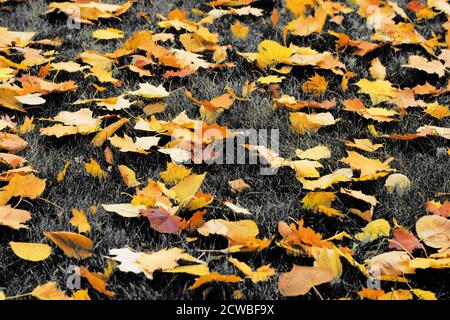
188, 272, 241, 290
278, 265, 334, 296
44, 231, 93, 260
80, 266, 115, 297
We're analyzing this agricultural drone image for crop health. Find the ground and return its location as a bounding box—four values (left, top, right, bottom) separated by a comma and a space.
0, 0, 449, 300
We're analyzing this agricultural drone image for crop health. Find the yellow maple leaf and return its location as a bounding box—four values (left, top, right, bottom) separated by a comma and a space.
355, 79, 398, 105
84, 159, 107, 179
230, 21, 249, 39
70, 209, 91, 233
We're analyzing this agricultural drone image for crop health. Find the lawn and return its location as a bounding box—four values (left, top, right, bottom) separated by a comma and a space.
0, 0, 449, 300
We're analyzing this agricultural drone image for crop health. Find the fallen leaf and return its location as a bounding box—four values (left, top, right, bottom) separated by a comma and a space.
278, 265, 334, 296
228, 258, 275, 283
102, 203, 146, 218
355, 219, 391, 242
0, 206, 31, 229
84, 159, 107, 179
93, 28, 125, 40
118, 165, 140, 187
31, 282, 72, 300
44, 231, 93, 260
188, 272, 241, 290
70, 209, 91, 233
416, 215, 450, 248
9, 242, 51, 262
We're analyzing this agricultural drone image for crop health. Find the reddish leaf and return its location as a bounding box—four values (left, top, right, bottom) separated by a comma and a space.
388, 227, 424, 254
141, 208, 181, 235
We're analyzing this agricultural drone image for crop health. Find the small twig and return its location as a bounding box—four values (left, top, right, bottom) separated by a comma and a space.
312, 286, 324, 300
5, 292, 31, 300
39, 197, 64, 211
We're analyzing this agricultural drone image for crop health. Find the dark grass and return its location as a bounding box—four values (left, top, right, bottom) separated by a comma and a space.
0, 0, 449, 300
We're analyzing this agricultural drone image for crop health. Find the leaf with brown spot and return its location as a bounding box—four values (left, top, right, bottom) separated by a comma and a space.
44, 231, 93, 260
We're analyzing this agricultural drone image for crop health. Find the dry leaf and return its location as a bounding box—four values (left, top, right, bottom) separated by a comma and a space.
44, 231, 93, 260
70, 209, 91, 233
278, 265, 334, 296
9, 242, 51, 262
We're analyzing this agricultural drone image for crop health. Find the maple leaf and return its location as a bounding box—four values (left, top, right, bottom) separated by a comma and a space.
278, 219, 333, 255
160, 162, 192, 185
180, 210, 206, 232
135, 247, 205, 280
70, 209, 91, 233
93, 28, 124, 40
228, 178, 251, 193
426, 199, 450, 217
0, 173, 46, 205
0, 153, 27, 169
298, 168, 353, 190
301, 73, 328, 97
355, 79, 398, 105
140, 207, 182, 235
295, 145, 331, 160
230, 21, 249, 39
369, 58, 386, 80
91, 117, 128, 147
344, 138, 383, 152
340, 151, 395, 179
284, 7, 327, 38
56, 160, 70, 183
340, 188, 378, 207
46, 1, 133, 25
129, 83, 170, 98
109, 134, 160, 154
84, 159, 107, 179
256, 40, 295, 68
301, 192, 343, 217
342, 98, 398, 122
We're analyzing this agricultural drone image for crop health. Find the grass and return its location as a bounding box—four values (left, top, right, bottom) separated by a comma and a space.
0, 0, 449, 300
